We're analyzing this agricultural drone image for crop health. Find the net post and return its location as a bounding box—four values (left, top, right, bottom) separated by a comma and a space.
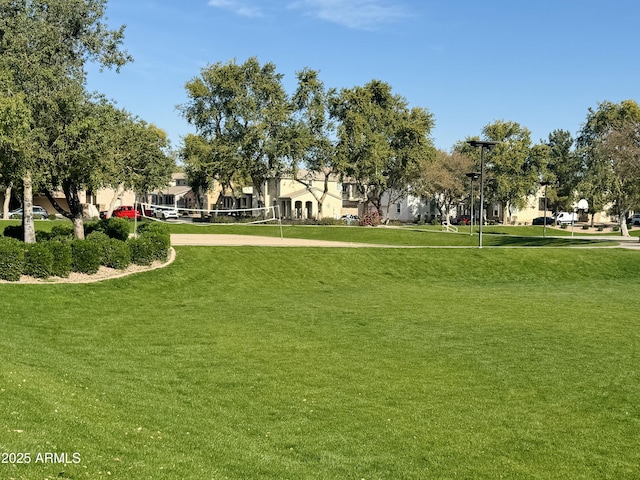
134, 199, 138, 238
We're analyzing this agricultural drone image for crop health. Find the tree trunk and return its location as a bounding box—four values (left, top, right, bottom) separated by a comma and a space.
106, 185, 124, 218
22, 172, 36, 243
63, 183, 85, 239
3, 182, 12, 220
620, 210, 630, 237
73, 216, 85, 240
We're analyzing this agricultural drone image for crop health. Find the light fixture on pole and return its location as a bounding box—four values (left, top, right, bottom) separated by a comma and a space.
540, 180, 551, 238
467, 140, 499, 248
466, 172, 480, 235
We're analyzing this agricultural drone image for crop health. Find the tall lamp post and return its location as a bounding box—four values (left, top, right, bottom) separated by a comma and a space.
540, 181, 550, 238
467, 140, 499, 248
466, 172, 480, 235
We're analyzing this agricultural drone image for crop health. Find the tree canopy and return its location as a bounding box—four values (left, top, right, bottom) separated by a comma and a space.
180, 57, 292, 206
0, 0, 132, 241
330, 79, 435, 218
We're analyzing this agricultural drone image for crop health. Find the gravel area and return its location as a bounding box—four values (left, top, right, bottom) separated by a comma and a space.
2, 248, 176, 285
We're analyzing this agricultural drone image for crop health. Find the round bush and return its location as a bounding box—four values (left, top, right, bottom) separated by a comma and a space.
103, 238, 131, 269
137, 221, 170, 236
71, 240, 102, 274
93, 217, 131, 241
50, 224, 75, 240
128, 236, 155, 266
0, 237, 25, 281
146, 232, 170, 262
46, 240, 72, 278
24, 242, 53, 278
87, 231, 131, 269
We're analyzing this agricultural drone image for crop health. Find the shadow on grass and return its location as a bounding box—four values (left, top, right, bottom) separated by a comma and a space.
484, 235, 615, 247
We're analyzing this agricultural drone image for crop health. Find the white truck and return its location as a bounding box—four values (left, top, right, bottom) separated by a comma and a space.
554, 212, 578, 224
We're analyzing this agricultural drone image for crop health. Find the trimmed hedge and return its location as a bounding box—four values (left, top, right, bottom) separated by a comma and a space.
50, 224, 75, 240
137, 221, 170, 236
47, 240, 72, 278
24, 242, 54, 278
87, 231, 131, 269
129, 224, 170, 265
86, 217, 131, 241
71, 240, 102, 274
128, 236, 156, 266
0, 237, 25, 281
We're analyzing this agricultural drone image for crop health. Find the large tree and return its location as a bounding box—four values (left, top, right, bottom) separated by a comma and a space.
180, 57, 292, 208
412, 149, 473, 224
459, 121, 543, 224
42, 97, 173, 238
330, 80, 435, 220
576, 99, 640, 235
288, 68, 338, 219
544, 129, 581, 214
0, 0, 131, 242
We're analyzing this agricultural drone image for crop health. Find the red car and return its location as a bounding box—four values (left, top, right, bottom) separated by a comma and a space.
111, 206, 141, 220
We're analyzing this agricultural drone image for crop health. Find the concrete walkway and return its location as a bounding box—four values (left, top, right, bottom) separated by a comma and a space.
170, 233, 640, 249
170, 234, 379, 247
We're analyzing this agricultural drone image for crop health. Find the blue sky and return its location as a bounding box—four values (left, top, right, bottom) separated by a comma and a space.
86, 0, 640, 152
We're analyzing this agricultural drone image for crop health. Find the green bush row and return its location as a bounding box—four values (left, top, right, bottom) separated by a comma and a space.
0, 221, 170, 281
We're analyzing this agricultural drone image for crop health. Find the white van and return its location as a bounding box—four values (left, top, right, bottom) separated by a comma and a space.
554, 212, 578, 224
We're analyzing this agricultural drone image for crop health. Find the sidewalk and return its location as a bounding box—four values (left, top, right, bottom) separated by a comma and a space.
170, 233, 640, 249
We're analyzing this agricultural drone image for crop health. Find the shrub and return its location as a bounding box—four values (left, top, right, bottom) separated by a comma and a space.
0, 237, 25, 281
3, 225, 23, 241
87, 217, 131, 241
103, 238, 131, 269
35, 230, 52, 242
128, 236, 156, 266
137, 221, 170, 236
612, 225, 620, 232
86, 231, 131, 269
71, 240, 102, 274
50, 224, 75, 240
582, 225, 589, 230
24, 242, 53, 279
46, 241, 72, 277
359, 211, 382, 227
49, 213, 56, 220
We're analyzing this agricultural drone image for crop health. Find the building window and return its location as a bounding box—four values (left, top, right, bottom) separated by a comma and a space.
396, 203, 401, 214
538, 197, 548, 210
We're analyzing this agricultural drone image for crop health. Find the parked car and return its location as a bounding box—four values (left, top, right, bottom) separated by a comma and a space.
554, 212, 578, 224
7, 206, 49, 219
628, 214, 640, 226
110, 206, 141, 220
100, 205, 150, 219
532, 216, 555, 226
154, 206, 180, 220
452, 215, 471, 225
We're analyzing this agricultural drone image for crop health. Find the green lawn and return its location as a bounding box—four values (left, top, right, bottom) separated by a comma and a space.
164, 222, 620, 247
2, 218, 632, 247
1, 247, 639, 479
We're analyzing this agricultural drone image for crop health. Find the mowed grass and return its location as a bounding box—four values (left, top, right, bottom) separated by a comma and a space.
2, 219, 627, 246
1, 247, 640, 479
164, 222, 619, 247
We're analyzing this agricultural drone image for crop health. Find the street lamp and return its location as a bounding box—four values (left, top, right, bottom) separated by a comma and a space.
466, 172, 480, 235
540, 180, 551, 238
467, 140, 499, 248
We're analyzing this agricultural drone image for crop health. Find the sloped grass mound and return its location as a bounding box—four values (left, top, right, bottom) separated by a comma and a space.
1, 248, 639, 478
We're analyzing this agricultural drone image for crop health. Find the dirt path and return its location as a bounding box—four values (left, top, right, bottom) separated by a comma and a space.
170, 234, 380, 247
